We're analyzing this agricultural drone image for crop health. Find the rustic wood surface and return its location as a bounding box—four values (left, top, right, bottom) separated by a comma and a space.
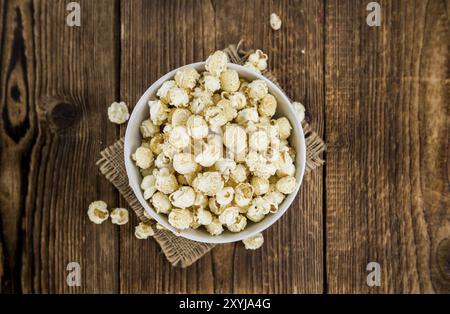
0, 0, 448, 293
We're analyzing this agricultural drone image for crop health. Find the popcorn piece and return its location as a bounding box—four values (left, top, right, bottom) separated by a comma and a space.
249, 130, 269, 152
217, 99, 237, 122
208, 197, 223, 215
149, 100, 170, 126
234, 182, 254, 207
135, 222, 155, 239
227, 91, 247, 110
218, 206, 240, 226
151, 192, 172, 214
223, 124, 247, 155
206, 217, 224, 236
168, 126, 191, 149
251, 176, 270, 196
242, 233, 264, 250
87, 200, 109, 224
214, 158, 236, 180
171, 108, 191, 126
193, 192, 209, 209
227, 214, 247, 233
205, 50, 229, 77
108, 101, 129, 124
236, 107, 259, 125
247, 80, 268, 100
173, 153, 198, 174
194, 142, 222, 167
258, 94, 277, 117
141, 175, 157, 200
168, 208, 194, 230
276, 176, 297, 194
168, 87, 190, 107
110, 208, 129, 225
204, 106, 228, 128
169, 186, 196, 208
175, 67, 200, 90
230, 164, 248, 183
292, 101, 305, 122
157, 80, 177, 103
203, 74, 221, 93
186, 115, 209, 139
246, 196, 271, 222
132, 146, 154, 169
220, 69, 240, 92
192, 172, 224, 196
154, 168, 179, 194
270, 13, 282, 30
276, 151, 296, 177
216, 187, 235, 206
246, 50, 269, 72
155, 153, 172, 170
196, 207, 213, 225
149, 133, 165, 154
140, 119, 159, 138
275, 117, 292, 140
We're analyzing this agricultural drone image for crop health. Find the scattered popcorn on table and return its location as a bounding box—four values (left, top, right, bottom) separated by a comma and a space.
87, 200, 109, 224
243, 233, 264, 250
108, 101, 129, 124
135, 222, 155, 239
130, 50, 299, 236
110, 208, 129, 225
270, 13, 282, 30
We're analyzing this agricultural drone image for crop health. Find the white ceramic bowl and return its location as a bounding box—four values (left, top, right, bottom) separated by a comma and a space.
124, 62, 306, 243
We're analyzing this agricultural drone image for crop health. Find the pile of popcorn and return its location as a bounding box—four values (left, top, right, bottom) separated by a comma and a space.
130, 50, 300, 244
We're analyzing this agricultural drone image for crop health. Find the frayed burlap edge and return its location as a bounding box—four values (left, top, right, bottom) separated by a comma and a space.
96, 42, 325, 268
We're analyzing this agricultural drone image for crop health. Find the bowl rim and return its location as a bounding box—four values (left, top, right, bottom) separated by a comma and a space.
124, 61, 306, 243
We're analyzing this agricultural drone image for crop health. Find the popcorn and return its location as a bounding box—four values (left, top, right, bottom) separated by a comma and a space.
205, 50, 229, 76
141, 175, 157, 200
157, 80, 177, 103
108, 101, 129, 124
234, 182, 254, 207
175, 67, 200, 90
219, 206, 240, 225
168, 126, 191, 149
276, 176, 297, 194
258, 94, 277, 117
292, 101, 305, 122
110, 208, 129, 225
275, 117, 292, 140
251, 176, 270, 196
223, 124, 247, 154
206, 217, 224, 235
87, 201, 109, 224
168, 208, 194, 230
192, 172, 224, 196
216, 187, 235, 206
249, 130, 269, 152
203, 74, 221, 93
169, 186, 196, 208
270, 13, 282, 30
149, 100, 170, 125
132, 146, 154, 169
227, 214, 247, 232
171, 108, 191, 126
140, 119, 159, 138
242, 233, 264, 250
195, 207, 213, 225
247, 80, 268, 100
168, 87, 190, 107
135, 222, 155, 239
154, 168, 179, 194
151, 192, 172, 214
173, 153, 198, 174
132, 50, 301, 236
186, 115, 209, 139
220, 69, 240, 92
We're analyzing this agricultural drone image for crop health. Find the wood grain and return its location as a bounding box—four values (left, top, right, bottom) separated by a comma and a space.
325, 0, 449, 293
119, 0, 324, 293
0, 0, 120, 293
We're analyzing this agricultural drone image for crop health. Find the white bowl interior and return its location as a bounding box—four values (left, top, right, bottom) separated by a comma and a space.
124, 62, 306, 243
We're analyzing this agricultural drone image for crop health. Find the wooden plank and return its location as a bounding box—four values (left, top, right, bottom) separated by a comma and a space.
0, 0, 120, 293
325, 0, 449, 293
120, 0, 324, 293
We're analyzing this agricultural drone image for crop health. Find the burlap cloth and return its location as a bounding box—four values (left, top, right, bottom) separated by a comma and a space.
96, 43, 326, 267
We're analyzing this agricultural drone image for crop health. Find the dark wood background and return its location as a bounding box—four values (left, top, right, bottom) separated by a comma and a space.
0, 0, 448, 293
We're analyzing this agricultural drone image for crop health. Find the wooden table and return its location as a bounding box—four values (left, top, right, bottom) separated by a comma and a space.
0, 0, 448, 293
